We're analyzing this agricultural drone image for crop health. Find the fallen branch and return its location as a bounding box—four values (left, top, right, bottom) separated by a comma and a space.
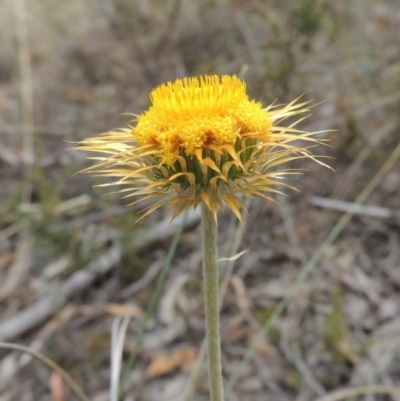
310, 196, 400, 219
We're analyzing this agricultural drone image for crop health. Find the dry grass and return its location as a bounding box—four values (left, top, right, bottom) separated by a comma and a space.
1, 1, 400, 400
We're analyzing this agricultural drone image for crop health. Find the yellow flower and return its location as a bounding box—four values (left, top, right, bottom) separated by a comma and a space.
77, 75, 326, 222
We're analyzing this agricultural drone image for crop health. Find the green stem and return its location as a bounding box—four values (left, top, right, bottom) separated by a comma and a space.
201, 203, 225, 401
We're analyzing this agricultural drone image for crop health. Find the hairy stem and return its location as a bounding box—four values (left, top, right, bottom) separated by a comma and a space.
201, 203, 224, 401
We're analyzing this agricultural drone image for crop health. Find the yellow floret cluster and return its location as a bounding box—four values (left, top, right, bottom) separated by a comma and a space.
133, 75, 271, 164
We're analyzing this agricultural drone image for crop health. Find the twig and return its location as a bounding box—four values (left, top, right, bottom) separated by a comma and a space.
310, 196, 400, 219
314, 385, 400, 401
0, 342, 90, 401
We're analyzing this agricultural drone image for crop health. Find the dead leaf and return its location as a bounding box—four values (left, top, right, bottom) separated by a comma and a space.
146, 345, 198, 378
337, 341, 362, 365
334, 267, 381, 306
53, 194, 92, 216
225, 314, 248, 342
248, 332, 278, 357
49, 372, 66, 401
231, 275, 251, 311
62, 89, 92, 102
103, 302, 144, 318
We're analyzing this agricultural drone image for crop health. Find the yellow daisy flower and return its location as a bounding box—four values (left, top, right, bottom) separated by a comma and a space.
77, 75, 326, 222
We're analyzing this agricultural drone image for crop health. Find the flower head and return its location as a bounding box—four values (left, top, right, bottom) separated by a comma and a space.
77, 75, 326, 222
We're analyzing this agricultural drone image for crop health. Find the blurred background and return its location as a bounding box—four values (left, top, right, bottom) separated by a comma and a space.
1, 0, 400, 400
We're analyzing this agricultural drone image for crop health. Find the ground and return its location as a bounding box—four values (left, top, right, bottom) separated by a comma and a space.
1, 1, 400, 400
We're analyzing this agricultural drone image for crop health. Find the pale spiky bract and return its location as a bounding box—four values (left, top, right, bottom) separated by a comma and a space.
77, 75, 325, 222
